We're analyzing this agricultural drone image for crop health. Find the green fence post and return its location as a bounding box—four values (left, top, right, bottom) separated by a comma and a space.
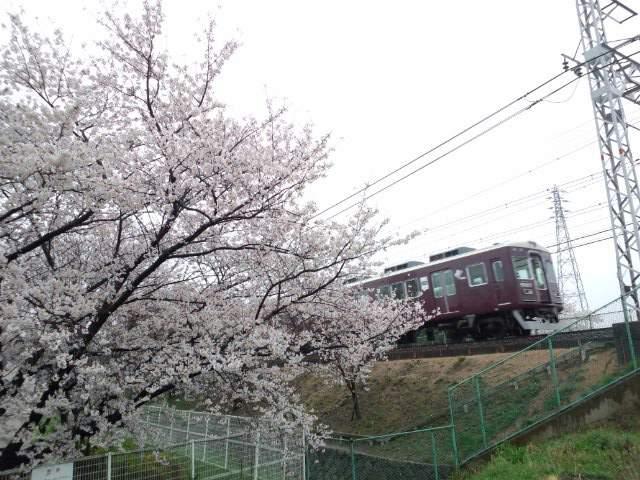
350, 440, 357, 480
473, 376, 488, 449
190, 440, 195, 480
303, 431, 307, 480
548, 338, 561, 408
447, 388, 460, 468
430, 431, 439, 480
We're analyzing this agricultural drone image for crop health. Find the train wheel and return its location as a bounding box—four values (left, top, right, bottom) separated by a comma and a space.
491, 322, 506, 340
398, 330, 417, 344
449, 331, 467, 343
471, 329, 486, 341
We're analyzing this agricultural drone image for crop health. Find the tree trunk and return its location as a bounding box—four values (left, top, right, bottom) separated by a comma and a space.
348, 382, 362, 421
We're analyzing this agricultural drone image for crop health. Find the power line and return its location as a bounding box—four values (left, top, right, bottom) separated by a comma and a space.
554, 234, 614, 254
394, 139, 601, 231
409, 202, 607, 258
398, 172, 602, 237
309, 72, 574, 221
312, 46, 640, 222
393, 124, 638, 238
418, 199, 604, 249
322, 76, 584, 221
545, 228, 612, 250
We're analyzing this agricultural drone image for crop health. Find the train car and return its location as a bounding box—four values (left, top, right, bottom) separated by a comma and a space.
355, 241, 565, 341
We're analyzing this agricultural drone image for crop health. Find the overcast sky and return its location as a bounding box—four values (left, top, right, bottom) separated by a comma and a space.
4, 0, 640, 310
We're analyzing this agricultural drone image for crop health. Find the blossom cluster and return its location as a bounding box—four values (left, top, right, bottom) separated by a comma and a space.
0, 1, 421, 468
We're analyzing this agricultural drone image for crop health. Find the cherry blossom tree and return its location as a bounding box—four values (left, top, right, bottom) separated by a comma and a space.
0, 1, 420, 469
311, 292, 425, 421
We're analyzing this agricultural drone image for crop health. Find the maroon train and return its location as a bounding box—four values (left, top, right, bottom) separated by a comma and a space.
355, 241, 565, 340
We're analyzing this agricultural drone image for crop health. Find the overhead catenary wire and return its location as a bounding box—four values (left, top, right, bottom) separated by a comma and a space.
394, 153, 638, 258
396, 185, 601, 253
545, 228, 613, 250
398, 169, 603, 237
394, 139, 602, 231
321, 77, 584, 221
311, 45, 640, 222
410, 202, 607, 259
554, 234, 614, 253
388, 130, 640, 250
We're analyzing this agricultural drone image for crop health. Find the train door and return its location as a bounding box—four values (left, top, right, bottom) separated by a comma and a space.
490, 258, 507, 305
530, 253, 551, 303
431, 269, 458, 314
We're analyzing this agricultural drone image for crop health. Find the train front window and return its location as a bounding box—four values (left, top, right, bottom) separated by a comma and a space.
512, 256, 532, 280
419, 276, 429, 291
406, 279, 419, 297
391, 282, 406, 299
531, 256, 547, 289
432, 272, 443, 298
544, 259, 557, 283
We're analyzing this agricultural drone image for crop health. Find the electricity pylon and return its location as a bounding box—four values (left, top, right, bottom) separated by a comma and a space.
576, 0, 640, 324
550, 185, 590, 324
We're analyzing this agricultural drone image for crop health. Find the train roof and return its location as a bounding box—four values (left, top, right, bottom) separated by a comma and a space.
351, 241, 551, 287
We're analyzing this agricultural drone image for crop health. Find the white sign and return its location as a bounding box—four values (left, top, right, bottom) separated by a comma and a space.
31, 463, 74, 480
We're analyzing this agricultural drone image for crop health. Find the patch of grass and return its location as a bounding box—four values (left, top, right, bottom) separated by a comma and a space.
581, 363, 637, 398
542, 373, 584, 412
449, 357, 467, 371
453, 428, 640, 480
453, 377, 542, 461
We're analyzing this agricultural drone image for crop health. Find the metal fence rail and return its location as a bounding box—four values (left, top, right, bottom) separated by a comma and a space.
307, 425, 456, 480
1, 407, 305, 480
447, 292, 640, 465
140, 406, 305, 479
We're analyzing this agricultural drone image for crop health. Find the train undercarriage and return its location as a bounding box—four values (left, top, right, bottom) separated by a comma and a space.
401, 308, 564, 343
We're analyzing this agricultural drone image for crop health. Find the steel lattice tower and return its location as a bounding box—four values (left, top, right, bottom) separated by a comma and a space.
576, 0, 640, 321
551, 185, 590, 320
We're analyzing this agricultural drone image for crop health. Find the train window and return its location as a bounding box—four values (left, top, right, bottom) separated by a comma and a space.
420, 276, 429, 291
466, 263, 488, 287
512, 256, 532, 280
432, 272, 443, 298
492, 260, 504, 282
444, 270, 456, 296
406, 279, 420, 297
357, 290, 370, 304
378, 285, 392, 298
391, 282, 406, 299
544, 259, 557, 283
531, 256, 547, 289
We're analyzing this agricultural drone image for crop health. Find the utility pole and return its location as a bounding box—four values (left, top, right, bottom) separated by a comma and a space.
576, 0, 640, 320
550, 185, 590, 324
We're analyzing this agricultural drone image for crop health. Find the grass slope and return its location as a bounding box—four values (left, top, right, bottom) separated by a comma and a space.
453, 427, 640, 480
296, 350, 560, 435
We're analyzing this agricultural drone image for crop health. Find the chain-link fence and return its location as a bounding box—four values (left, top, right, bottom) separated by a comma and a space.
447, 293, 640, 465
561, 307, 626, 330
307, 425, 456, 480
1, 433, 298, 480
140, 406, 305, 479
1, 407, 305, 480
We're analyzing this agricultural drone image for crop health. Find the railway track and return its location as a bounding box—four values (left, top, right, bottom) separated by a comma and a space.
387, 327, 614, 360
